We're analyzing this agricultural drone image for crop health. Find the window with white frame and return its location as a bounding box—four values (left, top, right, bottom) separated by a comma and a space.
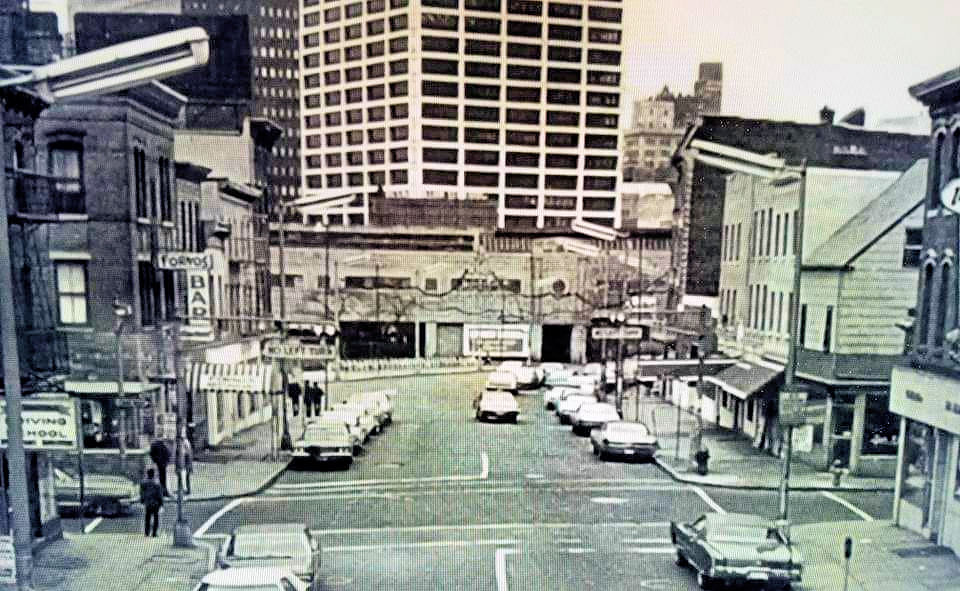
56, 263, 88, 324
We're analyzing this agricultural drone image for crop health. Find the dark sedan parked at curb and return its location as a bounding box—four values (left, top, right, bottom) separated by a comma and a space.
590, 421, 658, 460
54, 467, 139, 517
671, 513, 802, 590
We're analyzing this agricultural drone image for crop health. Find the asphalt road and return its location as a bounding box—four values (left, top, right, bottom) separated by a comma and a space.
64, 371, 892, 590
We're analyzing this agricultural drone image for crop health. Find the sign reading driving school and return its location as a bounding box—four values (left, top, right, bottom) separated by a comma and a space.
0, 397, 78, 451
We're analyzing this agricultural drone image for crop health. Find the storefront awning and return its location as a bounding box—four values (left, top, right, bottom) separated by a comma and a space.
705, 362, 783, 400
188, 362, 274, 393
64, 380, 161, 396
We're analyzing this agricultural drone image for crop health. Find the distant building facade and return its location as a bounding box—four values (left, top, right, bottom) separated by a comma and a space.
672, 114, 929, 304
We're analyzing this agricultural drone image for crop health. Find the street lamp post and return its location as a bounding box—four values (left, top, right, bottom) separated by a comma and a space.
277, 200, 292, 452
778, 162, 807, 522
112, 301, 132, 461
166, 324, 192, 547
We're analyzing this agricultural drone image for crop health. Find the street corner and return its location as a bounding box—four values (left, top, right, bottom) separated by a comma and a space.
132, 545, 212, 591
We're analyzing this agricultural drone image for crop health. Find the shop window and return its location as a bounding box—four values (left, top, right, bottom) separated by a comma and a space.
862, 394, 899, 456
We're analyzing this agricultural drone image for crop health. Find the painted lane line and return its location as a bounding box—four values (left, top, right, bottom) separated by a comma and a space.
327, 539, 518, 552
624, 547, 676, 554
495, 548, 518, 591
312, 522, 669, 536
622, 538, 671, 544
194, 497, 245, 538
82, 517, 103, 534
820, 491, 874, 522
481, 452, 489, 479
260, 484, 683, 502
271, 476, 672, 491
688, 486, 726, 514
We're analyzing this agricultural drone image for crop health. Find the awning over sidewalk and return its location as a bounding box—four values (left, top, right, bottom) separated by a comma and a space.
188, 363, 274, 393
705, 362, 783, 400
64, 380, 161, 396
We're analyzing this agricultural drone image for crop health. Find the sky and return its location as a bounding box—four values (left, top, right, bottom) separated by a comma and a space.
621, 0, 960, 130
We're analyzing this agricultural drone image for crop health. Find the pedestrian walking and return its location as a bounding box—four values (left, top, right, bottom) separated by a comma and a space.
139, 468, 163, 537
177, 431, 193, 495
149, 438, 171, 497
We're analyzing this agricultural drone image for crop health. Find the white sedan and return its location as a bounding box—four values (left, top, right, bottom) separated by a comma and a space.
570, 402, 620, 436
193, 566, 311, 591
473, 391, 520, 423
543, 386, 579, 410
556, 395, 597, 425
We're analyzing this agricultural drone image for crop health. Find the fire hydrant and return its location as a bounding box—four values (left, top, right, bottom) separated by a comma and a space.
830, 460, 847, 487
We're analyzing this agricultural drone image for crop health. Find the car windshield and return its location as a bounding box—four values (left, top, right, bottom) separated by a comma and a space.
232, 534, 307, 559
706, 525, 770, 544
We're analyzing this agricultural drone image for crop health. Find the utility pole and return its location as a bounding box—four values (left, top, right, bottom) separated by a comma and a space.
277, 201, 291, 451
779, 161, 807, 522
0, 106, 36, 591
528, 245, 535, 364
169, 323, 192, 547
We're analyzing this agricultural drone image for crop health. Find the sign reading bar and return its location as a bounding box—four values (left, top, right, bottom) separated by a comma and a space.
592, 326, 645, 340
184, 270, 213, 342
158, 251, 214, 271
0, 397, 78, 451
263, 341, 336, 361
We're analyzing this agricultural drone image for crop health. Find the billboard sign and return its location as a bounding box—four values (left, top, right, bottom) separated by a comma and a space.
591, 326, 645, 340
463, 324, 529, 358
0, 397, 78, 450
263, 340, 336, 361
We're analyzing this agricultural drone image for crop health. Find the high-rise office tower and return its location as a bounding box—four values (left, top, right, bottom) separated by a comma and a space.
183, 0, 302, 204
299, 0, 624, 231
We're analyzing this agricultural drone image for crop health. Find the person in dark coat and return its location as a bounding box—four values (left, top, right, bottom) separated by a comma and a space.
140, 468, 163, 537
149, 438, 171, 496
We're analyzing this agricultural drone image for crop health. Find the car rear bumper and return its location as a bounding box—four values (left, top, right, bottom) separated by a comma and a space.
294, 449, 353, 460
478, 411, 519, 421
711, 566, 802, 584
599, 445, 657, 458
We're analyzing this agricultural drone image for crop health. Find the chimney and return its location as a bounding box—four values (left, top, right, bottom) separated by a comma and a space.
819, 106, 835, 125
839, 108, 866, 127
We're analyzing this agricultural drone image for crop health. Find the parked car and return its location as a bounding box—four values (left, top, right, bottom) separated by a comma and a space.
671, 513, 802, 590
216, 524, 321, 589
590, 421, 659, 461
357, 389, 395, 424
196, 566, 311, 591
309, 414, 363, 455
53, 467, 139, 517
485, 370, 519, 393
570, 402, 620, 436
473, 391, 520, 423
579, 362, 604, 377
556, 395, 597, 425
348, 395, 388, 431
498, 360, 542, 389
543, 369, 576, 389
538, 362, 565, 380
293, 422, 353, 467
567, 374, 600, 396
336, 402, 380, 438
543, 386, 579, 410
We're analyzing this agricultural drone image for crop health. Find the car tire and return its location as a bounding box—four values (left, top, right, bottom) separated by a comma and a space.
675, 549, 688, 568
696, 570, 714, 590
591, 443, 599, 456
341, 457, 353, 470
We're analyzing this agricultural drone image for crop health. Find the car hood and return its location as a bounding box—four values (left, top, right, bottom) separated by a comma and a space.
604, 434, 657, 445
576, 412, 619, 423
708, 541, 795, 565
298, 436, 351, 447
222, 554, 311, 574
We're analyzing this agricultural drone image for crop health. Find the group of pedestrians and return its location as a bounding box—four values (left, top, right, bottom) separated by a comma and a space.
139, 432, 193, 537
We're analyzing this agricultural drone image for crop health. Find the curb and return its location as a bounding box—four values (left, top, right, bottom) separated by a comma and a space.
653, 455, 895, 493
184, 460, 291, 503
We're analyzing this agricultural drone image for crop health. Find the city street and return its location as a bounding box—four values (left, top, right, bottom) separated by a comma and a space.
62, 372, 893, 589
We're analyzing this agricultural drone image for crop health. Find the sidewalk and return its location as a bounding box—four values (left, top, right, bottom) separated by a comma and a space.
794, 520, 960, 591
620, 391, 893, 491
33, 533, 212, 591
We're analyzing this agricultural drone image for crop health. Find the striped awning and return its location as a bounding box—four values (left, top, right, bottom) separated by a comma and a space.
187, 363, 274, 393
